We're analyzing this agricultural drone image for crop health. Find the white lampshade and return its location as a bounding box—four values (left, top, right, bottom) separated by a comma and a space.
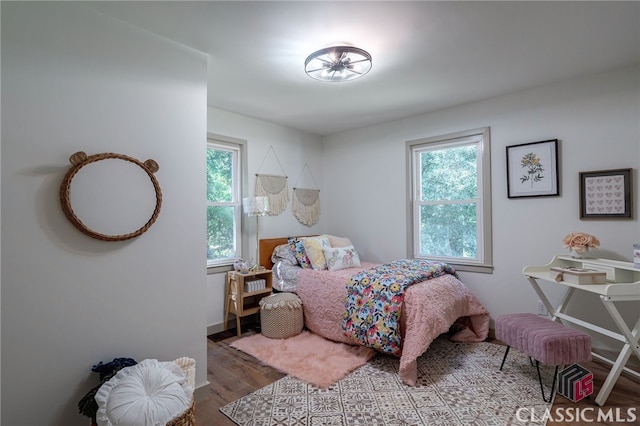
243, 196, 270, 217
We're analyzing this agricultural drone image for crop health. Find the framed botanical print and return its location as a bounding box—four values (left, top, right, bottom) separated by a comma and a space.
506, 139, 559, 198
579, 168, 632, 219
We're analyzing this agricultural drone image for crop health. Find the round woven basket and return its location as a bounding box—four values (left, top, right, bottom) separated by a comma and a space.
90, 357, 195, 426
166, 398, 195, 426
167, 357, 196, 426
91, 402, 193, 426
89, 398, 196, 426
259, 293, 304, 339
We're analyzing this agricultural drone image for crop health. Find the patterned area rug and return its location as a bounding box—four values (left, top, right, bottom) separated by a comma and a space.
220, 337, 555, 425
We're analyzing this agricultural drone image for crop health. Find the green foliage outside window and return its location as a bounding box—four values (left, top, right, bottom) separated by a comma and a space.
207, 148, 232, 202
207, 147, 237, 261
419, 145, 477, 258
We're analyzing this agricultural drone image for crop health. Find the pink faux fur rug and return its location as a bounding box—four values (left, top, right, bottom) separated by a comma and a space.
229, 330, 376, 388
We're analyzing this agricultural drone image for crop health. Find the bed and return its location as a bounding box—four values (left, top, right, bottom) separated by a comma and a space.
259, 235, 490, 386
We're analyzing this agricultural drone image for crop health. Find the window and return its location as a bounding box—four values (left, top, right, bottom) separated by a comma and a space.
407, 127, 492, 273
207, 136, 245, 267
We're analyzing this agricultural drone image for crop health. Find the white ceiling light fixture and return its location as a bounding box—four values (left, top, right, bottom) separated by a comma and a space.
304, 46, 372, 82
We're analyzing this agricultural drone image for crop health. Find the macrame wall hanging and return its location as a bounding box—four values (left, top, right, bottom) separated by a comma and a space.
292, 163, 321, 227
255, 146, 289, 216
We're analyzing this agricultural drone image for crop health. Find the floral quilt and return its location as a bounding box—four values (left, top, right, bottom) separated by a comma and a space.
342, 259, 457, 355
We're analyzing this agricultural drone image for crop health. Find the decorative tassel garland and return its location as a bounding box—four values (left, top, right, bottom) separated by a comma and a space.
293, 188, 320, 226
255, 174, 289, 216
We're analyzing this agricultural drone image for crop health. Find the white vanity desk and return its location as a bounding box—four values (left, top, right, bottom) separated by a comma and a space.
523, 255, 640, 406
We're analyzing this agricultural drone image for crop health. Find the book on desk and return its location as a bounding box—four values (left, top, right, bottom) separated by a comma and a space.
550, 266, 607, 284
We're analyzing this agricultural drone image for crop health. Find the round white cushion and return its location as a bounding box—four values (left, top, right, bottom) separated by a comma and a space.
95, 359, 193, 426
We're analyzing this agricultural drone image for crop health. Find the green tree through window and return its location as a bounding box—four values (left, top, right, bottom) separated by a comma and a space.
419, 145, 477, 258
207, 142, 240, 264
407, 128, 492, 272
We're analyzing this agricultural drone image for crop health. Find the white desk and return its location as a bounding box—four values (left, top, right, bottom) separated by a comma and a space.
523, 255, 640, 406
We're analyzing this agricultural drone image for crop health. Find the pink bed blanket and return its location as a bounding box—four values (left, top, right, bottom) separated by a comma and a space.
295, 262, 490, 386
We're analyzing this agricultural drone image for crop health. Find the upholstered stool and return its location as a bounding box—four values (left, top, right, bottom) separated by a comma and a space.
496, 313, 592, 402
259, 292, 304, 339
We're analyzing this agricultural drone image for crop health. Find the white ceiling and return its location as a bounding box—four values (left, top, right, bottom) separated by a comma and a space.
87, 1, 640, 136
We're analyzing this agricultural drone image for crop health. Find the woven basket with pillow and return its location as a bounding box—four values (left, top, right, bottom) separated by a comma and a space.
94, 357, 196, 426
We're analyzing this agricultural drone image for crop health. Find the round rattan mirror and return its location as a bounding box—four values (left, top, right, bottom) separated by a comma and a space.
60, 151, 162, 241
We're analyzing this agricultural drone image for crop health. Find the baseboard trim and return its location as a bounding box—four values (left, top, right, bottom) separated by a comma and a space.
207, 315, 259, 337
207, 323, 225, 336
487, 327, 496, 341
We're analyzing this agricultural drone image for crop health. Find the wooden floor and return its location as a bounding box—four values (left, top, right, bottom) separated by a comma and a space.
195, 330, 284, 426
195, 330, 640, 426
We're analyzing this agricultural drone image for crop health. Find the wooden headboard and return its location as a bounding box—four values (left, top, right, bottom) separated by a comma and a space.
259, 235, 317, 270
259, 237, 290, 270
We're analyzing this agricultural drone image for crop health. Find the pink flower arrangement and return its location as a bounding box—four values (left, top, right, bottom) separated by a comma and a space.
563, 232, 600, 254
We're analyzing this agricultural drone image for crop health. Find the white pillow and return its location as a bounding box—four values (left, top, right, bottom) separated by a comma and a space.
326, 235, 353, 248
323, 245, 361, 271
95, 359, 193, 426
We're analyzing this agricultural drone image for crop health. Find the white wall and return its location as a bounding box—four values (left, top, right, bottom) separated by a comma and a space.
206, 107, 323, 330
322, 66, 640, 352
2, 3, 208, 425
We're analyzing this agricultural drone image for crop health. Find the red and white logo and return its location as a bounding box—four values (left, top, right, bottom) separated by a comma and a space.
558, 364, 593, 402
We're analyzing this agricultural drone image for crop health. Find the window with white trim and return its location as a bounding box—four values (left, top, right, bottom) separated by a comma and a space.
407, 127, 493, 273
207, 138, 242, 267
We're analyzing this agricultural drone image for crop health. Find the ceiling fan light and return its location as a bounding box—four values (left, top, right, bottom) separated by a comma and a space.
305, 46, 372, 82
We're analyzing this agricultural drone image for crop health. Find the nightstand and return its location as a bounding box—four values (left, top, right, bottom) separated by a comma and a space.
224, 269, 273, 337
